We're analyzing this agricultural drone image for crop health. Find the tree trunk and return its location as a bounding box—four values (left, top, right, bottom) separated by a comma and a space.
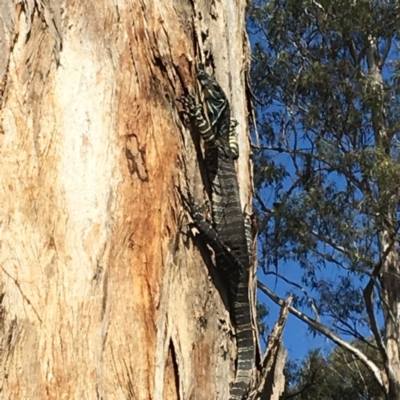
366, 36, 400, 399
0, 1, 253, 399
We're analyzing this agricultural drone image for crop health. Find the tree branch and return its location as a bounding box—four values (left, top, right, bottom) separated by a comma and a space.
264, 271, 320, 321
363, 262, 389, 367
257, 280, 387, 392
258, 145, 373, 199
332, 316, 373, 347
379, 36, 392, 68
310, 230, 371, 266
346, 38, 359, 66
255, 175, 303, 233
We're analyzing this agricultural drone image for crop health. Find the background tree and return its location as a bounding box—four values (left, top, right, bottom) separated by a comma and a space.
0, 1, 276, 399
283, 341, 384, 400
248, 0, 400, 398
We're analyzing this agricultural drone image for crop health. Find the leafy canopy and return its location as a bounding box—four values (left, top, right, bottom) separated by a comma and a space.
283, 341, 384, 400
249, 0, 400, 339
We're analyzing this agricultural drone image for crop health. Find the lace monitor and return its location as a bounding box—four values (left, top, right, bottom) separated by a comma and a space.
179, 67, 254, 400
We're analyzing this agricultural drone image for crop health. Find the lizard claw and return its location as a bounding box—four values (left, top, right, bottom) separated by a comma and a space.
177, 95, 197, 113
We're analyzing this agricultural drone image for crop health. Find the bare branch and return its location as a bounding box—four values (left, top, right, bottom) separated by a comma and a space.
332, 317, 373, 347
311, 0, 325, 12
379, 36, 392, 68
311, 247, 354, 271
346, 38, 359, 66
264, 271, 320, 321
254, 193, 270, 212
310, 230, 372, 267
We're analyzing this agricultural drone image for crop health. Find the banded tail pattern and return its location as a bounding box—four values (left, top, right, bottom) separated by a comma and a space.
179, 66, 254, 400
180, 193, 253, 400
244, 212, 253, 266
229, 118, 239, 160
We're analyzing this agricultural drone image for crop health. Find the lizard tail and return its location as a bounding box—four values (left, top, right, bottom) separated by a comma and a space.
229, 282, 254, 400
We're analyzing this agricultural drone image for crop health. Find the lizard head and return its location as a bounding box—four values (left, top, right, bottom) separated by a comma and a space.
196, 67, 228, 126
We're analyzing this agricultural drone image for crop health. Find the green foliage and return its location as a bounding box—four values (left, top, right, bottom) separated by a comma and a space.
248, 0, 400, 338
283, 342, 385, 399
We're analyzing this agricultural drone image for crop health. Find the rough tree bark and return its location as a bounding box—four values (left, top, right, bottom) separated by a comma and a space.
0, 0, 282, 399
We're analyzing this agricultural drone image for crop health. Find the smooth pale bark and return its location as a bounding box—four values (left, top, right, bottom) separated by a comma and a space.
365, 36, 400, 399
0, 1, 262, 399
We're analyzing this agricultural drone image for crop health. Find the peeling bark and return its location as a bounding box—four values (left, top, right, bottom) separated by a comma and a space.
0, 0, 258, 399
248, 295, 290, 400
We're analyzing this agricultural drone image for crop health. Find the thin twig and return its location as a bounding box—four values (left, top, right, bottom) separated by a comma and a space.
264, 271, 320, 321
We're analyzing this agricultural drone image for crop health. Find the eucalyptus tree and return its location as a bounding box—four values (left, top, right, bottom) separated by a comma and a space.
0, 0, 257, 398
283, 343, 384, 400
249, 1, 400, 398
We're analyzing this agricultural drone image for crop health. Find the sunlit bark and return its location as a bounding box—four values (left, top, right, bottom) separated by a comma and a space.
0, 1, 257, 399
